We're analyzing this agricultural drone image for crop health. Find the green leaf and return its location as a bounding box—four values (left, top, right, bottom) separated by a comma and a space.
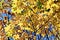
37, 0, 42, 9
